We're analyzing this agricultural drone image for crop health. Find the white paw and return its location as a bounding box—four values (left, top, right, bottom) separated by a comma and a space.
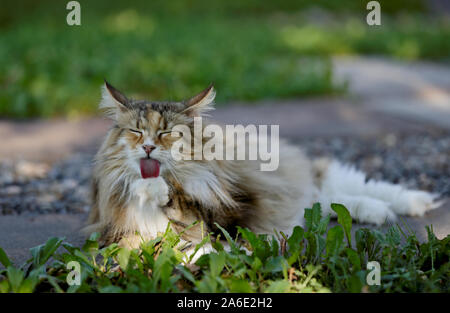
403, 190, 441, 217
147, 177, 169, 205
182, 242, 215, 264
355, 198, 397, 225
131, 177, 170, 205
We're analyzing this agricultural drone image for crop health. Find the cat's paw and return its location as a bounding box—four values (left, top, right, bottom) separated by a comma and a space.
146, 177, 169, 205
131, 177, 169, 205
182, 242, 215, 264
146, 176, 169, 198
402, 190, 442, 217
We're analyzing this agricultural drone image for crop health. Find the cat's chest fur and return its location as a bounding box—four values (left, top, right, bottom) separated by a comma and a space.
126, 177, 170, 238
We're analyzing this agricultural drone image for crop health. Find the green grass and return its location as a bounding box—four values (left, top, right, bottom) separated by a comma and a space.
0, 203, 448, 293
0, 0, 448, 118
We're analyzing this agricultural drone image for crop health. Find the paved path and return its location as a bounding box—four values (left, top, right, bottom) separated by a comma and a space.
0, 117, 110, 163
0, 214, 86, 266
1, 201, 449, 267
0, 57, 449, 265
333, 56, 450, 129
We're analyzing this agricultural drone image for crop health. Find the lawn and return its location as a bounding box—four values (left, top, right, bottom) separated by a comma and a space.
0, 0, 449, 118
0, 203, 448, 293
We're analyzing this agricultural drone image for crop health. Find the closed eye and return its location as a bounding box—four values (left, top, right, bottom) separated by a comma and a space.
128, 129, 143, 136
158, 130, 183, 138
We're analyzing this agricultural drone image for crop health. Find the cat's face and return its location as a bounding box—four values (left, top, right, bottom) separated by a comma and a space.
116, 105, 184, 176
99, 81, 215, 177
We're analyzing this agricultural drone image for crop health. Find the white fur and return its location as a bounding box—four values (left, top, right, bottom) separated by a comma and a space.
125, 177, 170, 239
317, 160, 440, 225
183, 242, 216, 263
183, 241, 251, 264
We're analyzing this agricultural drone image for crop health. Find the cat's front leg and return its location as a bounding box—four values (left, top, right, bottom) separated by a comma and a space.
118, 177, 170, 249
131, 176, 170, 208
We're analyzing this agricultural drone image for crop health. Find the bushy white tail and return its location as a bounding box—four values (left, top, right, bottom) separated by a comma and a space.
315, 160, 441, 225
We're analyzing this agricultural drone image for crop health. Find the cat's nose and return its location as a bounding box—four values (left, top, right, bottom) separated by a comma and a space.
142, 144, 156, 156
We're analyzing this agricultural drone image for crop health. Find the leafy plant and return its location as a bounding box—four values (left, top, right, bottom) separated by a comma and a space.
0, 203, 448, 293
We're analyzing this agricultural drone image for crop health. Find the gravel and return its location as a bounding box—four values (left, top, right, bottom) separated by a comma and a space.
1, 130, 448, 215
0, 154, 92, 215
296, 130, 450, 197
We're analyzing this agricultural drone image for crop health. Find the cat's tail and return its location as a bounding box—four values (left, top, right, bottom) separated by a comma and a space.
312, 158, 443, 225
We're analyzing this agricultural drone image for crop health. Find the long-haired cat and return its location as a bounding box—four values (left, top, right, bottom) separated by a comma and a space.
84, 81, 440, 254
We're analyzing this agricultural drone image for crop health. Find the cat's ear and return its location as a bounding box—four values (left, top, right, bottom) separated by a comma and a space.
99, 80, 130, 119
182, 84, 216, 117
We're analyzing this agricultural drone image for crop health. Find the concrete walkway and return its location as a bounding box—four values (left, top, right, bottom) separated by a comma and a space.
333, 56, 450, 130
0, 56, 449, 265
1, 201, 448, 266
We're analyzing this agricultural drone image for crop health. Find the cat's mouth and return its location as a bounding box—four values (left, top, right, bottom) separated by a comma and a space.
140, 158, 160, 178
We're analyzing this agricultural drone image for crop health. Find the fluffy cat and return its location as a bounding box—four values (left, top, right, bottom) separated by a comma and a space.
84, 81, 441, 254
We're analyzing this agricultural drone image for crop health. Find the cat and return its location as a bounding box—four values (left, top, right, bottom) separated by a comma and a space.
84, 81, 441, 256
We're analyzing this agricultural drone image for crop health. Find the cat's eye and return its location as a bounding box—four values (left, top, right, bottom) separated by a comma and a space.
128, 129, 142, 136
158, 130, 182, 138
158, 130, 172, 138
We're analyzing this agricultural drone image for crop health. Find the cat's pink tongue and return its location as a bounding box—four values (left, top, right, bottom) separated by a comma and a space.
140, 158, 160, 178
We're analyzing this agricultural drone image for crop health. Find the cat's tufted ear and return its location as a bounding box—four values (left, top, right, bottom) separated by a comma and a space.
182, 84, 216, 117
99, 80, 130, 120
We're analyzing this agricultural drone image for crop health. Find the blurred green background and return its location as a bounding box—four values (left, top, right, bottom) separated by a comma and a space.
0, 0, 449, 118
